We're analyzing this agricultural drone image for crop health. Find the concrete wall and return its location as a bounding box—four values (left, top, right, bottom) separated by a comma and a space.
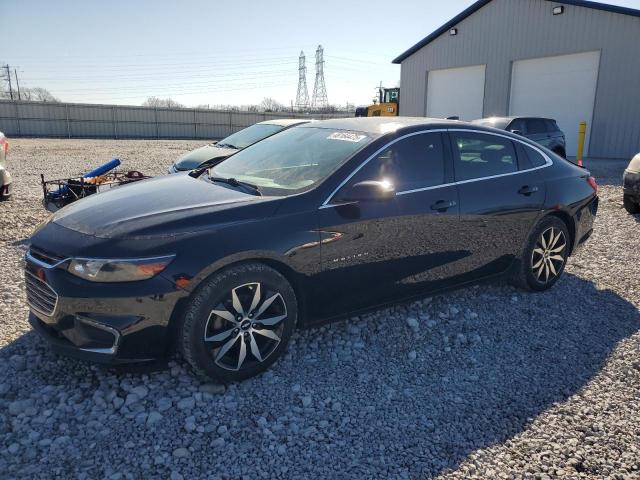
0, 101, 351, 140
398, 0, 640, 158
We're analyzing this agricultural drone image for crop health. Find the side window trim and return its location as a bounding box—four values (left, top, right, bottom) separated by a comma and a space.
319, 128, 553, 209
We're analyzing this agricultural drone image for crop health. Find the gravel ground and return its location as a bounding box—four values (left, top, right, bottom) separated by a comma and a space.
1, 139, 639, 479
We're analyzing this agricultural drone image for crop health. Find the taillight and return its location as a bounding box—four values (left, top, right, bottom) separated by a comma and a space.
586, 176, 598, 193
1, 140, 7, 155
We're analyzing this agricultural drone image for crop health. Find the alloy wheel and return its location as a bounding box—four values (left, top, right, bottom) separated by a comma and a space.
203, 282, 287, 371
531, 227, 566, 284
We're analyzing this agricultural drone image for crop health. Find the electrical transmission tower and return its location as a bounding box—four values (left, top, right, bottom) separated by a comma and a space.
295, 51, 309, 110
311, 45, 328, 110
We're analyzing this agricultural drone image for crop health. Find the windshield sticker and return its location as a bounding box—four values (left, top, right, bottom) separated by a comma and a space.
327, 132, 367, 143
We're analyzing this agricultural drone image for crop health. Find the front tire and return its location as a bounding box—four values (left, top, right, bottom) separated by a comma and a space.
623, 194, 640, 214
512, 216, 570, 291
179, 262, 297, 382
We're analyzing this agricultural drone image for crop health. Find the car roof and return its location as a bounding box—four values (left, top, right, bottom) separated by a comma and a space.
299, 117, 465, 136
473, 116, 556, 123
258, 118, 311, 127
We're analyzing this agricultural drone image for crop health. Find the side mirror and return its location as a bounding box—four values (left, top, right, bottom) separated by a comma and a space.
510, 129, 523, 136
339, 180, 395, 202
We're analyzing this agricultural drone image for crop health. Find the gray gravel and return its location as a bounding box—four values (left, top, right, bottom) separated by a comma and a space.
1, 139, 639, 479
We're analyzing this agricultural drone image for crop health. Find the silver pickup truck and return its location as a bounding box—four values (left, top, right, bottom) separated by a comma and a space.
0, 132, 12, 200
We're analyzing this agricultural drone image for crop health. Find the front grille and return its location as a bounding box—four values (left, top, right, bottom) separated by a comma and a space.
28, 246, 66, 267
25, 270, 58, 316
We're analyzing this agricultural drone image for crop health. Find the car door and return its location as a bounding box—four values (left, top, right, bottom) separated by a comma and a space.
312, 131, 463, 319
448, 129, 547, 279
525, 118, 552, 148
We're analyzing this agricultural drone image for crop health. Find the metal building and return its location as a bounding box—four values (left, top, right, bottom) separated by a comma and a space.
393, 0, 640, 158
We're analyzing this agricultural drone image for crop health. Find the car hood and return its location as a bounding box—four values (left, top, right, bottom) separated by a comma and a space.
173, 144, 238, 170
51, 173, 280, 239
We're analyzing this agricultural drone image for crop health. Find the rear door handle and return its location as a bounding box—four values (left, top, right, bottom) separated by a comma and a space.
518, 185, 539, 196
430, 200, 457, 212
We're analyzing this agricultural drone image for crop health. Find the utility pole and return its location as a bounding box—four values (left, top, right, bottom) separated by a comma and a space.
311, 45, 328, 110
3, 65, 13, 100
295, 51, 309, 111
14, 68, 21, 100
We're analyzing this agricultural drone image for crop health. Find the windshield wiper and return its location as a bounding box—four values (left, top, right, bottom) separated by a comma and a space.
209, 176, 261, 196
216, 143, 239, 149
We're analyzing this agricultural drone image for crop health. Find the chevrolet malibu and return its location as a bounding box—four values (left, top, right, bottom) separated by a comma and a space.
26, 118, 599, 382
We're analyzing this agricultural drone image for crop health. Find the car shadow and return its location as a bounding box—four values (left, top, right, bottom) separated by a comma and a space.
0, 273, 638, 478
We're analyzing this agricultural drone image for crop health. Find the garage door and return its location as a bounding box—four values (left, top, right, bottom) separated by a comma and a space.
509, 51, 600, 157
426, 65, 486, 121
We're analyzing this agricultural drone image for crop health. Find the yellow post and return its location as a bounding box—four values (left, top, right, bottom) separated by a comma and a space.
576, 121, 587, 166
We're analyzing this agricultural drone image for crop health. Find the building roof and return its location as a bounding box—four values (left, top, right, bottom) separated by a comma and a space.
392, 0, 640, 64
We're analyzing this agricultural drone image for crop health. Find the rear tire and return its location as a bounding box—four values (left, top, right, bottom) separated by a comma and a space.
512, 216, 570, 292
179, 262, 297, 382
623, 194, 640, 214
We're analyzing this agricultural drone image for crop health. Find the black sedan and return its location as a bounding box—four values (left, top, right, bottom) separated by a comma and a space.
623, 153, 640, 214
26, 118, 599, 382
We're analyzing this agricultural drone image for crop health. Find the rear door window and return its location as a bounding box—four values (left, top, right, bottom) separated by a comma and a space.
450, 132, 517, 181
526, 119, 548, 135
522, 144, 548, 168
544, 120, 559, 133
508, 118, 526, 134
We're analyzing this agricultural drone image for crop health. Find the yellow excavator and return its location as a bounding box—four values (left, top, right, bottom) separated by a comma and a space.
355, 86, 400, 117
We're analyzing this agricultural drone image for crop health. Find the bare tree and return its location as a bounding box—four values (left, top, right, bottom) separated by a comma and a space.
260, 97, 285, 112
142, 97, 184, 108
28, 88, 60, 102
1, 86, 59, 102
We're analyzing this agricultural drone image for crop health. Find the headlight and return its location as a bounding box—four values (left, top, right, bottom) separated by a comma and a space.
627, 154, 640, 174
67, 255, 175, 282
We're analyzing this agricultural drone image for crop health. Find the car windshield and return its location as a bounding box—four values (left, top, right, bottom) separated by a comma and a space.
210, 127, 373, 196
217, 123, 284, 149
472, 118, 511, 129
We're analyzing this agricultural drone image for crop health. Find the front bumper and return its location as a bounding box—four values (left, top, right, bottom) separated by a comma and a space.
25, 251, 188, 365
623, 170, 640, 199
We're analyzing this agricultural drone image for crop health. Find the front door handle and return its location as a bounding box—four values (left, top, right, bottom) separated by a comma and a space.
430, 200, 457, 212
518, 185, 539, 196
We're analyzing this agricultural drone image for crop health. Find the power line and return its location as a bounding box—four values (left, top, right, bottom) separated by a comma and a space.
37, 70, 295, 93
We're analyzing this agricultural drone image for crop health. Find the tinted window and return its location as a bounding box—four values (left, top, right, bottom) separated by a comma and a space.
218, 123, 284, 149
544, 120, 559, 133
346, 132, 445, 192
508, 119, 526, 134
522, 144, 548, 168
526, 119, 548, 134
451, 132, 517, 181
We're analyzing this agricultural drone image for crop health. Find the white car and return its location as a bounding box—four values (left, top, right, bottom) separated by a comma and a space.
0, 132, 12, 200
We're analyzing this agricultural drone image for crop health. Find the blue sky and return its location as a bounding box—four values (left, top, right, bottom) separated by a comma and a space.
3, 0, 639, 107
